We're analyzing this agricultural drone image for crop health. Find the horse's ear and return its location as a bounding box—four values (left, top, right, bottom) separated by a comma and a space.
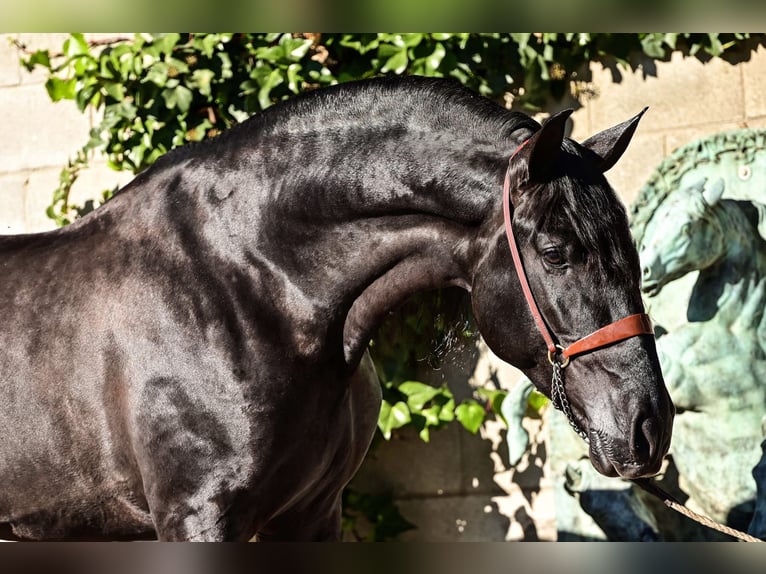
581, 107, 648, 173
522, 108, 573, 185
702, 177, 725, 206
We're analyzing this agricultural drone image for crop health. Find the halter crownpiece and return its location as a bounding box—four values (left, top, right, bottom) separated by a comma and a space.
503, 139, 655, 437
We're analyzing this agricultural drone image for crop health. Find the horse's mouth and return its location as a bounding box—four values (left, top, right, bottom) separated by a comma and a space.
588, 431, 620, 477
588, 430, 662, 479
640, 280, 662, 297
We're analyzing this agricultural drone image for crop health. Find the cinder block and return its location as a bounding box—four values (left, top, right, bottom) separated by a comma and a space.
458, 419, 508, 497
743, 44, 766, 119
589, 52, 745, 135
0, 34, 21, 87
570, 104, 592, 143
23, 167, 60, 233
607, 132, 667, 207
0, 83, 91, 173
67, 161, 134, 211
351, 423, 464, 498
741, 116, 766, 130
664, 122, 744, 156
0, 172, 28, 234
396, 494, 513, 541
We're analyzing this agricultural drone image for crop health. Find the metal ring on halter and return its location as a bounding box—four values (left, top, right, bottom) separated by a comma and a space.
547, 345, 570, 368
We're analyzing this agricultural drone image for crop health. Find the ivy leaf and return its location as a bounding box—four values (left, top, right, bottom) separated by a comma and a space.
22, 49, 50, 72
426, 42, 446, 72
284, 37, 313, 61
378, 400, 411, 440
75, 80, 100, 111
152, 33, 181, 56
45, 77, 76, 101
102, 82, 126, 102
286, 63, 302, 94
379, 44, 408, 75
162, 85, 193, 112
527, 390, 549, 414
476, 387, 508, 423
420, 404, 442, 427
397, 381, 443, 411
145, 62, 170, 87
455, 400, 486, 434
438, 396, 455, 422
258, 68, 284, 109
63, 33, 89, 58
190, 69, 215, 97
640, 34, 668, 59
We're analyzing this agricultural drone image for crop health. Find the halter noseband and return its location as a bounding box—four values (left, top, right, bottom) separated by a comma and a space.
502, 139, 654, 438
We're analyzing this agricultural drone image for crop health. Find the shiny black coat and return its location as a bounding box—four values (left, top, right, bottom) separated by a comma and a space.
0, 77, 672, 540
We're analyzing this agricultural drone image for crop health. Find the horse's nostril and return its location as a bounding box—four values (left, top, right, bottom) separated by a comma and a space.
633, 416, 659, 462
642, 265, 651, 280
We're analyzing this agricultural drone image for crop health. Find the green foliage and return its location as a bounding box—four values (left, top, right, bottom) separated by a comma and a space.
370, 290, 509, 441
21, 33, 756, 225
342, 488, 416, 541
379, 380, 457, 442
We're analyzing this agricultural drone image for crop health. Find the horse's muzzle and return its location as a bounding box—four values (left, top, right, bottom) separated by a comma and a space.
589, 412, 673, 479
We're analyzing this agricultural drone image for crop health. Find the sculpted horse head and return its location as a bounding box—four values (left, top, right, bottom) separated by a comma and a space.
639, 178, 728, 296
471, 108, 673, 478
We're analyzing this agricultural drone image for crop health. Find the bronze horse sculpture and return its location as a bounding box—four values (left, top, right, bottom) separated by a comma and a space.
0, 77, 673, 541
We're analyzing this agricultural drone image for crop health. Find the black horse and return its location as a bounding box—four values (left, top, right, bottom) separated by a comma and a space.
0, 76, 673, 541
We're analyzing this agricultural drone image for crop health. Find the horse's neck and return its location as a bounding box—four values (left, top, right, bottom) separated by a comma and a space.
239, 131, 513, 368
692, 202, 766, 325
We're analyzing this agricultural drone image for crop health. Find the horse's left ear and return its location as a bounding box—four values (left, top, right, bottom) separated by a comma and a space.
522, 108, 573, 185
581, 107, 648, 173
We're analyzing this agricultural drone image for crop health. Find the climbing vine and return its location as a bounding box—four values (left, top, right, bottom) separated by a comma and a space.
19, 33, 754, 225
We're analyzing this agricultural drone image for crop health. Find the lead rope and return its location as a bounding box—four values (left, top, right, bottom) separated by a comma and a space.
631, 478, 763, 543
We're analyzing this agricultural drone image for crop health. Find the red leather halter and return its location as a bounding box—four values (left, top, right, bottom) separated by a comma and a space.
502, 141, 654, 369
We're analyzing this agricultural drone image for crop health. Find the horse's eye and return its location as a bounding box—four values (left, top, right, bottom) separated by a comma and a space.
543, 247, 565, 267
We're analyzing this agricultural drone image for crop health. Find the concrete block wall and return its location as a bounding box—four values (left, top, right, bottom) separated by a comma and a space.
2, 35, 766, 541
0, 33, 131, 234
571, 46, 766, 206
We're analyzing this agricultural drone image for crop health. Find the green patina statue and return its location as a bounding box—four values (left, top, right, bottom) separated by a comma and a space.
632, 129, 766, 539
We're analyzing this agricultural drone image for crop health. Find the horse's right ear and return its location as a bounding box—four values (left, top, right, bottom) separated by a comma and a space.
520, 109, 573, 186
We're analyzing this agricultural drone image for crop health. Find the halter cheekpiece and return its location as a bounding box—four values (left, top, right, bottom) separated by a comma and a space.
503, 139, 654, 439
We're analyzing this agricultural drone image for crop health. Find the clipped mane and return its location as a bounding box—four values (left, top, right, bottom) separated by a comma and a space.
159, 76, 540, 166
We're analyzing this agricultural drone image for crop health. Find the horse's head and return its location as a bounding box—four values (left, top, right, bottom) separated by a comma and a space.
639, 178, 726, 296
471, 110, 674, 479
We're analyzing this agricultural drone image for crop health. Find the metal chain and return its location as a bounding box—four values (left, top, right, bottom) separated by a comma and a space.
550, 360, 589, 441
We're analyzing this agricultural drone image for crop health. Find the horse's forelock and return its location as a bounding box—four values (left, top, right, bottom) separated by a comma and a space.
514, 144, 637, 283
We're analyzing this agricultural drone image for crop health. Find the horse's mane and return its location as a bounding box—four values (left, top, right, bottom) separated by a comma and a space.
158, 76, 539, 165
